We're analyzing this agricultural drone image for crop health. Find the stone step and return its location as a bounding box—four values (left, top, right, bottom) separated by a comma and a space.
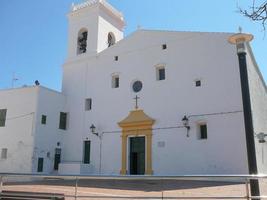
1, 190, 65, 200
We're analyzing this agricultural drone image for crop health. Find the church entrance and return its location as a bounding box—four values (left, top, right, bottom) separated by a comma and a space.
118, 109, 155, 175
129, 136, 145, 175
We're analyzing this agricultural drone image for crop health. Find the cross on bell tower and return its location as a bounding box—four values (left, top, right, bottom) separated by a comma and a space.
133, 95, 140, 110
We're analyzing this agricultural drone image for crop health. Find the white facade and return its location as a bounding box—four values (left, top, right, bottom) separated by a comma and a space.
246, 44, 267, 174
0, 86, 66, 174
0, 0, 266, 175
0, 87, 36, 173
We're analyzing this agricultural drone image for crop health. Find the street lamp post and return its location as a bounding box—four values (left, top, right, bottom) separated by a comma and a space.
228, 32, 260, 199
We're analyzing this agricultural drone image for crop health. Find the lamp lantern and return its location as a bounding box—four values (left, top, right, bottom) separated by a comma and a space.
182, 115, 190, 137
90, 124, 98, 136
228, 32, 253, 53
182, 115, 189, 128
257, 132, 267, 143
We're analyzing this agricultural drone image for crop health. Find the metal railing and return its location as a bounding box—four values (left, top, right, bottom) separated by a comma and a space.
0, 173, 267, 199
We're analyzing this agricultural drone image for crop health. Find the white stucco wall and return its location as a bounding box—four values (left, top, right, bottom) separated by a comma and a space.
97, 9, 124, 53
246, 44, 267, 174
32, 86, 66, 174
62, 30, 250, 175
0, 87, 37, 173
0, 86, 66, 174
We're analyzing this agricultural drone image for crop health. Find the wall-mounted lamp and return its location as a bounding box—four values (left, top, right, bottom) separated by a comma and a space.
256, 132, 267, 143
90, 124, 99, 136
182, 115, 190, 137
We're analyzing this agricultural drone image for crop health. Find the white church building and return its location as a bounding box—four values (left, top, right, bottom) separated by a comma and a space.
0, 0, 266, 176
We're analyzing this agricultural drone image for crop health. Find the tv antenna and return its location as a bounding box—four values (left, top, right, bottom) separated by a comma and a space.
11, 72, 19, 88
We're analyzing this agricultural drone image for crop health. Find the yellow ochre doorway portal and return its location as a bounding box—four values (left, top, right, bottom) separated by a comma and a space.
118, 109, 155, 175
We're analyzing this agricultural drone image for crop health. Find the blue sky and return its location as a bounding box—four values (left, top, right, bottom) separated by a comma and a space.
0, 0, 266, 91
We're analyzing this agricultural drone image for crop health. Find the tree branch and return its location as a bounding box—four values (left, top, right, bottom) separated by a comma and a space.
239, 0, 267, 31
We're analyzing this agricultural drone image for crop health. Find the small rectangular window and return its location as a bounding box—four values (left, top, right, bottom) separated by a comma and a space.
85, 98, 92, 111
162, 44, 167, 50
37, 157, 44, 172
157, 68, 165, 81
41, 115, 47, 124
112, 75, 119, 88
195, 80, 201, 87
159, 68, 165, 80
0, 109, 7, 127
59, 112, 67, 130
83, 140, 91, 164
114, 56, 118, 61
115, 77, 119, 88
199, 124, 207, 139
1, 148, 7, 159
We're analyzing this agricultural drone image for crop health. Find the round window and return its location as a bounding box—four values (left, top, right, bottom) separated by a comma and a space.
132, 81, 143, 93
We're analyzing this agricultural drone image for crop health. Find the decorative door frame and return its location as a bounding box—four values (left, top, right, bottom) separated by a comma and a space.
118, 110, 155, 175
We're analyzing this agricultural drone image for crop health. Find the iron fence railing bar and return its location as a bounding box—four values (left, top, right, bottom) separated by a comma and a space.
0, 197, 51, 200
75, 176, 78, 200
63, 195, 267, 199
1, 196, 62, 199
1, 193, 257, 198
245, 179, 250, 199
1, 193, 64, 197
61, 196, 266, 199
0, 173, 267, 179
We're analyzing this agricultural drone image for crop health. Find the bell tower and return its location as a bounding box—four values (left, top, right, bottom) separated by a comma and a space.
66, 0, 125, 60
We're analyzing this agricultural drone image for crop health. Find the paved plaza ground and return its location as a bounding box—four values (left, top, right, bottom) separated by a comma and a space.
2, 178, 267, 199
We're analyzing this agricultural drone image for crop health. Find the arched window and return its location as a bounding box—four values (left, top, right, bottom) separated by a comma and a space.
107, 32, 116, 47
77, 28, 88, 54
